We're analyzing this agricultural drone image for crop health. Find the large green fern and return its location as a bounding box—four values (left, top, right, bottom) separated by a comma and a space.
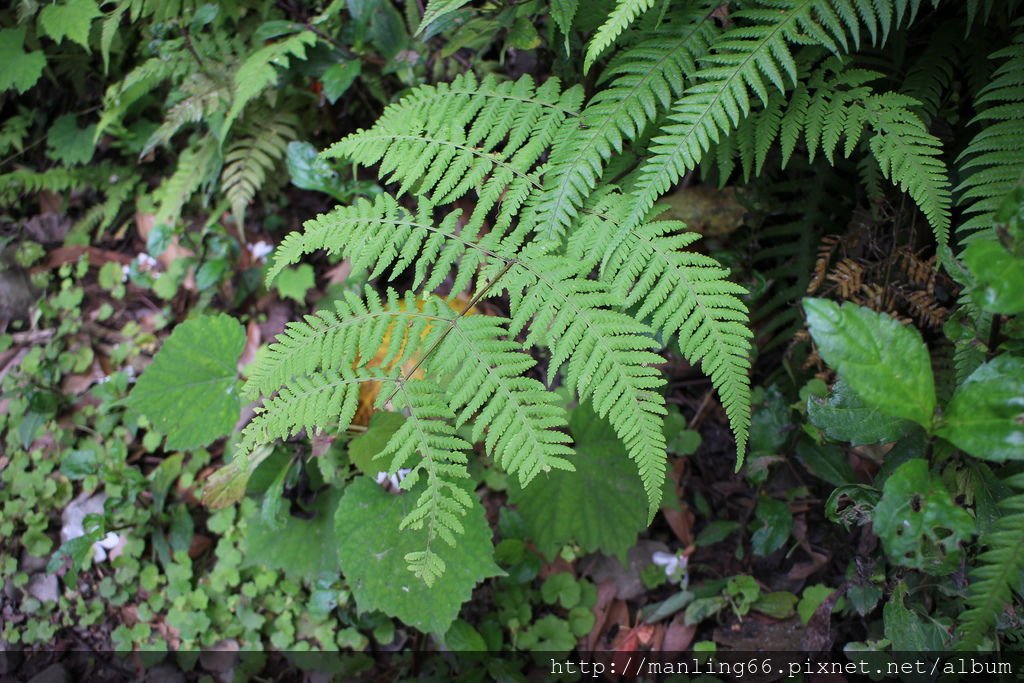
242, 72, 753, 581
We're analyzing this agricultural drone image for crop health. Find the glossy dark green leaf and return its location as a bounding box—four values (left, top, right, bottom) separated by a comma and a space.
750, 497, 792, 556
937, 355, 1024, 462
963, 240, 1024, 315
803, 298, 936, 429
795, 440, 855, 486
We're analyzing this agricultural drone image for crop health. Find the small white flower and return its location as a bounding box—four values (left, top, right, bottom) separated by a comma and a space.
375, 468, 412, 490
248, 241, 274, 262
121, 264, 130, 282
136, 253, 158, 270
652, 550, 689, 583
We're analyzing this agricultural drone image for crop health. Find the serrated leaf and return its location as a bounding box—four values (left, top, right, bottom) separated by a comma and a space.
244, 488, 343, 580
417, 0, 473, 33
335, 477, 502, 634
807, 379, 912, 446
46, 114, 96, 166
507, 402, 648, 562
0, 28, 47, 94
803, 298, 936, 429
872, 460, 975, 575
128, 314, 245, 450
937, 355, 1024, 462
38, 0, 101, 51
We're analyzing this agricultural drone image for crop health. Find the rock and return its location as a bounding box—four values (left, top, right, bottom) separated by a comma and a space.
27, 663, 68, 683
26, 574, 58, 604
61, 493, 121, 563
144, 664, 185, 683
19, 553, 48, 574
199, 640, 239, 673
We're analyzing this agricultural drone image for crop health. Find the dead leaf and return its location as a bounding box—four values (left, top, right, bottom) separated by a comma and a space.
661, 613, 696, 651
801, 585, 846, 652
238, 321, 261, 371
22, 213, 71, 244
659, 185, 748, 237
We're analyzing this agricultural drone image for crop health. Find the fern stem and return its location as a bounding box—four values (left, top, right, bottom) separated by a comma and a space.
382, 260, 517, 405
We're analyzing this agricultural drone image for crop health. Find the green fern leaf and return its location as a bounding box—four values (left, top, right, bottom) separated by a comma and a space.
957, 31, 1024, 238
570, 197, 752, 462
536, 5, 719, 240
221, 112, 297, 226
584, 0, 658, 73
222, 31, 316, 136
958, 473, 1024, 648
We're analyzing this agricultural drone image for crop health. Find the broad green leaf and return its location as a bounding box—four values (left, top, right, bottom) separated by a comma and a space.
128, 314, 245, 450
0, 29, 47, 94
803, 298, 936, 429
38, 0, 101, 51
807, 379, 912, 445
872, 460, 975, 575
753, 591, 797, 619
883, 583, 948, 651
508, 402, 648, 562
336, 477, 501, 634
963, 240, 1024, 315
795, 440, 855, 487
287, 141, 346, 199
46, 115, 96, 166
244, 488, 343, 580
321, 61, 362, 104
348, 411, 408, 476
750, 497, 792, 557
273, 264, 315, 303
938, 355, 1024, 462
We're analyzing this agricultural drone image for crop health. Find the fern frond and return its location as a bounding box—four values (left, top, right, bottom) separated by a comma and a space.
864, 93, 952, 243
323, 73, 582, 231
584, 0, 659, 73
142, 72, 232, 157
958, 473, 1024, 648
427, 312, 576, 483
899, 22, 959, 123
535, 5, 719, 240
570, 197, 752, 461
956, 32, 1024, 238
243, 288, 436, 401
245, 285, 574, 487
222, 30, 316, 136
221, 111, 296, 226
703, 59, 952, 243
503, 251, 669, 516
385, 380, 473, 587
626, 0, 935, 229
626, 0, 834, 227
154, 136, 219, 226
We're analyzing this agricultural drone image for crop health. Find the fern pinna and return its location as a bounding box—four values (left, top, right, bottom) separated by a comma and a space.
241, 72, 751, 583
